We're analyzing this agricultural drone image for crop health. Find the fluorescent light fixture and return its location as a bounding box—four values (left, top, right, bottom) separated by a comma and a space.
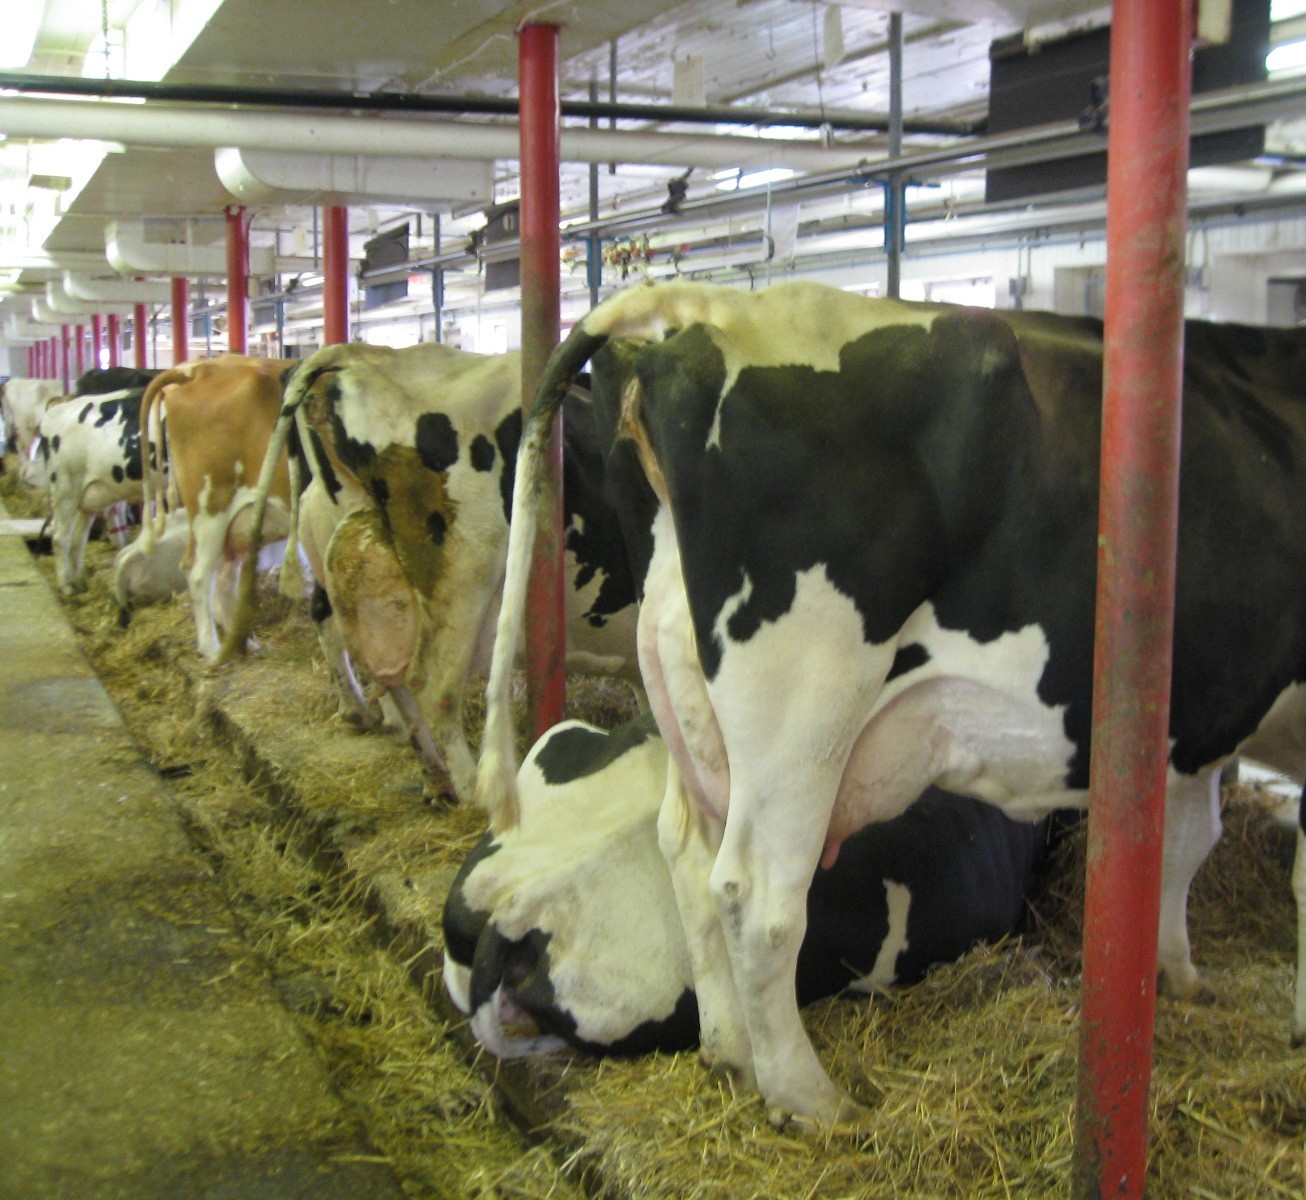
713, 167, 799, 192
0, 0, 46, 70
1268, 37, 1306, 72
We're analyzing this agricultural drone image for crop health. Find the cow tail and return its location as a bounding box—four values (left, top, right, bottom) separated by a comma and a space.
278, 429, 305, 599
474, 326, 610, 833
215, 374, 305, 663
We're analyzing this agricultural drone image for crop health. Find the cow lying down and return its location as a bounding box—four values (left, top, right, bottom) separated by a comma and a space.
444, 713, 1057, 1059
113, 509, 190, 621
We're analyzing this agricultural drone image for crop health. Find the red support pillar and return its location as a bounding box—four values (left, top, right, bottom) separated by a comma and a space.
226, 205, 249, 355
91, 313, 104, 371
26, 345, 34, 377
59, 325, 71, 392
1073, 2, 1193, 1198
133, 303, 148, 369
73, 323, 86, 379
322, 205, 349, 345
47, 337, 56, 379
170, 277, 189, 366
107, 313, 121, 367
518, 21, 565, 740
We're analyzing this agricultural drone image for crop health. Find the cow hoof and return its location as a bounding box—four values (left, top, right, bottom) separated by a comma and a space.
1158, 965, 1217, 1004
767, 1092, 872, 1137
1290, 1029, 1304, 1050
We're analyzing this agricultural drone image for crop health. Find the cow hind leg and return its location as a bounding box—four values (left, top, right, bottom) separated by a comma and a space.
656, 762, 753, 1088
187, 512, 231, 663
51, 498, 91, 595
711, 763, 865, 1129
1157, 768, 1222, 1000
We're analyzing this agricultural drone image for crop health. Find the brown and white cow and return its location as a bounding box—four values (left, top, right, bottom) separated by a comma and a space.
229, 341, 639, 801
477, 279, 1306, 1128
139, 355, 296, 661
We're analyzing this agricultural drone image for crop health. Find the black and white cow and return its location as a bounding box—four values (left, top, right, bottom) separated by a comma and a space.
446, 713, 1055, 1059
38, 387, 148, 594
477, 280, 1306, 1127
231, 342, 638, 800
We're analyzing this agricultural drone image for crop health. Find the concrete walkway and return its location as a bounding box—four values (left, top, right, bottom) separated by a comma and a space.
0, 501, 405, 1199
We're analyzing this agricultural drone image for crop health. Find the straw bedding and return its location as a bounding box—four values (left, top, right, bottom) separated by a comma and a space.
5, 462, 1302, 1199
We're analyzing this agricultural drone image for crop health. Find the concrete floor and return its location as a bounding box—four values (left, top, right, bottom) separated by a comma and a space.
0, 498, 406, 1200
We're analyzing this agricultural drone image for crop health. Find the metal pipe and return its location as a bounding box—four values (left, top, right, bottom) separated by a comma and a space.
0, 95, 878, 174
1073, 1, 1192, 1196
588, 77, 602, 307
519, 22, 567, 740
322, 205, 350, 345
226, 206, 249, 354
170, 277, 189, 365
885, 11, 904, 299
0, 69, 979, 136
106, 312, 120, 367
132, 303, 147, 370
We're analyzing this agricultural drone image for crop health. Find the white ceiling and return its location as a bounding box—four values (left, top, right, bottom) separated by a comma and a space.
0, 0, 1298, 334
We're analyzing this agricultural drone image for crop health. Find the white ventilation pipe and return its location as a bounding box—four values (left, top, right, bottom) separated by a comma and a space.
32, 298, 70, 325
46, 280, 137, 316
0, 95, 876, 173
4, 315, 57, 342
63, 273, 174, 305
105, 219, 276, 277
215, 147, 494, 207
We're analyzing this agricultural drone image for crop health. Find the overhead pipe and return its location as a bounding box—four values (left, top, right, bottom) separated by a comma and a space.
106, 219, 275, 279
215, 147, 493, 208
519, 22, 567, 740
0, 70, 982, 137
0, 95, 879, 174
1073, 0, 1192, 1196
45, 279, 136, 317
226, 206, 248, 355
63, 273, 174, 305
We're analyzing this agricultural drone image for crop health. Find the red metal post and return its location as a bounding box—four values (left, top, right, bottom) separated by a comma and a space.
73, 323, 86, 379
170, 277, 189, 366
519, 21, 566, 740
133, 303, 148, 369
1073, 2, 1193, 1197
26, 345, 34, 377
46, 337, 56, 379
226, 205, 249, 354
91, 312, 103, 371
59, 325, 71, 391
322, 205, 349, 345
106, 313, 121, 367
